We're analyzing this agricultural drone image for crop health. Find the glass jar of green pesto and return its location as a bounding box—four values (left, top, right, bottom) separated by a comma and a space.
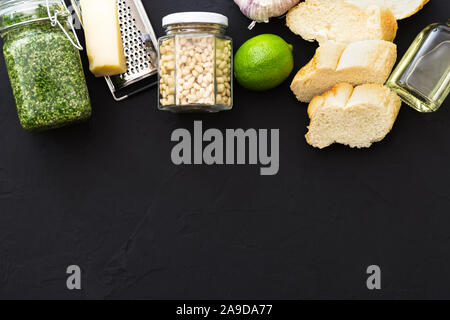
0, 0, 91, 131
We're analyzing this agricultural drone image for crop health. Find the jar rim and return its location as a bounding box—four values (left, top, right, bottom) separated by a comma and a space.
0, 0, 61, 16
0, 0, 65, 32
162, 12, 228, 28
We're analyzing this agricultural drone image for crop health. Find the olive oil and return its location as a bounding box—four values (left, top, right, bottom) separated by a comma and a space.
387, 22, 450, 112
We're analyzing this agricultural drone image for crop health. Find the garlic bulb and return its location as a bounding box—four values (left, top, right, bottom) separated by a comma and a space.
234, 0, 300, 29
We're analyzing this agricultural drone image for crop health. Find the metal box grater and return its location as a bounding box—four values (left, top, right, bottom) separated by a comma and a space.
70, 0, 159, 101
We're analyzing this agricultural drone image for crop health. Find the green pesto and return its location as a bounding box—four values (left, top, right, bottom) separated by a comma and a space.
1, 4, 58, 27
1, 4, 91, 131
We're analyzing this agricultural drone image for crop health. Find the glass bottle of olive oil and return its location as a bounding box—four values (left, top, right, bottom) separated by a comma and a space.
386, 22, 450, 112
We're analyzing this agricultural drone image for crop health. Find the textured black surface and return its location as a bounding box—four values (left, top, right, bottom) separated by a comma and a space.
0, 0, 449, 300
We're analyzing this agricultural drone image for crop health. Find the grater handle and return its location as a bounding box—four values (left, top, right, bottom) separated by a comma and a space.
108, 79, 159, 102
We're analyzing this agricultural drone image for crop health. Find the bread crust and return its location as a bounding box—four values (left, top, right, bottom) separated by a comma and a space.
305, 83, 402, 149
375, 6, 398, 41
402, 0, 430, 19
344, 0, 430, 20
286, 0, 398, 44
291, 40, 397, 102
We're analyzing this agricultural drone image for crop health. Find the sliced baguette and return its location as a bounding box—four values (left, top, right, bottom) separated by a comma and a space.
286, 0, 398, 44
344, 0, 430, 20
291, 40, 397, 103
306, 83, 401, 149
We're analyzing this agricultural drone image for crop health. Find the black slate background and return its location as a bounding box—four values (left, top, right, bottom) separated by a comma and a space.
0, 0, 449, 300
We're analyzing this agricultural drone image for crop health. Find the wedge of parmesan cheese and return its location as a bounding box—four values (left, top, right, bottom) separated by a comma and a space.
80, 0, 127, 77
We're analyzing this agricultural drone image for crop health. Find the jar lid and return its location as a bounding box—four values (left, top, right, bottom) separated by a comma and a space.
0, 0, 61, 16
0, 0, 64, 32
162, 12, 228, 28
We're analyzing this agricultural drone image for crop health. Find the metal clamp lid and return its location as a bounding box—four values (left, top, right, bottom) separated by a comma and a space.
0, 0, 83, 51
45, 0, 83, 50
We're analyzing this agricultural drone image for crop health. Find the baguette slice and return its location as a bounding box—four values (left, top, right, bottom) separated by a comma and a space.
344, 0, 430, 20
306, 83, 401, 149
287, 0, 398, 44
291, 40, 397, 102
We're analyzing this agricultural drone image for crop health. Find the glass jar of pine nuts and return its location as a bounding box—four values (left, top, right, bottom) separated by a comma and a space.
158, 12, 233, 113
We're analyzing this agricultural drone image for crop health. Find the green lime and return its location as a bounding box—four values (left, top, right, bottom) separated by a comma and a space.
234, 34, 294, 91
